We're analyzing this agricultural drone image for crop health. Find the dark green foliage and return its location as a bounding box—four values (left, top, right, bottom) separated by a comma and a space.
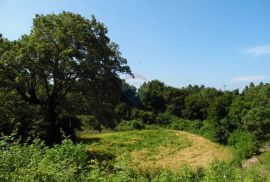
182, 93, 209, 120
0, 88, 46, 140
169, 118, 202, 134
242, 107, 270, 139
241, 84, 270, 139
115, 102, 130, 121
77, 115, 102, 131
227, 96, 246, 129
169, 118, 188, 130
121, 82, 140, 107
182, 88, 220, 120
130, 109, 156, 124
201, 118, 233, 144
228, 130, 258, 159
0, 136, 96, 181
119, 82, 270, 151
116, 120, 145, 131
163, 87, 185, 116
200, 120, 219, 142
0, 12, 131, 144
155, 112, 172, 125
208, 92, 234, 122
129, 120, 145, 130
138, 80, 167, 112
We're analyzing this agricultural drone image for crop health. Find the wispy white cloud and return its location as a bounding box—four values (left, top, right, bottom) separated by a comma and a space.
231, 75, 268, 82
246, 45, 270, 57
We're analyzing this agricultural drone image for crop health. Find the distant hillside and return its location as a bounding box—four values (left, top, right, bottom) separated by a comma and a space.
78, 129, 233, 173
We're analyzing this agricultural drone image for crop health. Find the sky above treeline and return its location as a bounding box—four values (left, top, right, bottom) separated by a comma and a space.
1, 0, 270, 90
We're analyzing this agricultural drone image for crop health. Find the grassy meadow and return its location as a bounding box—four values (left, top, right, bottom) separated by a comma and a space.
2, 129, 270, 181
77, 129, 233, 173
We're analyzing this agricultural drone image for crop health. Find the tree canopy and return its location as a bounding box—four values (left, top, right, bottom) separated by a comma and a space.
0, 12, 131, 144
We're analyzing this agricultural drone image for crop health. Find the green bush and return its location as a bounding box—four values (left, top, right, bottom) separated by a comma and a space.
115, 120, 133, 131
130, 120, 145, 130
169, 118, 190, 130
186, 120, 202, 134
0, 135, 106, 181
228, 130, 258, 160
130, 109, 156, 124
200, 120, 219, 142
202, 161, 241, 182
169, 118, 201, 134
115, 120, 145, 131
115, 102, 130, 120
156, 112, 172, 125
77, 115, 102, 131
108, 164, 202, 182
0, 134, 267, 181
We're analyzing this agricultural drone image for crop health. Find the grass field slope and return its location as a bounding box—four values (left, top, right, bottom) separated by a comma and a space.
78, 129, 233, 173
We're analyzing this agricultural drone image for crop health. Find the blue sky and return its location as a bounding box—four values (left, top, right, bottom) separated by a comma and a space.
1, 0, 270, 90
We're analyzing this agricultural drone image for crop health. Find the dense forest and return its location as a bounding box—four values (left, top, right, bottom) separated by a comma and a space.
1, 12, 270, 181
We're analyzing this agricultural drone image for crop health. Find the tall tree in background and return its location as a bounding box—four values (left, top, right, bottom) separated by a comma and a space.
0, 12, 131, 144
138, 80, 166, 113
182, 88, 220, 120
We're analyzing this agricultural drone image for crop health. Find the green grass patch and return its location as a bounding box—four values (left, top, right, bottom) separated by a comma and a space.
79, 130, 191, 165
77, 129, 233, 173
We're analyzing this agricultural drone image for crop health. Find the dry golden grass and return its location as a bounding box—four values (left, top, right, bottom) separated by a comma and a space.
130, 131, 233, 172
77, 129, 233, 173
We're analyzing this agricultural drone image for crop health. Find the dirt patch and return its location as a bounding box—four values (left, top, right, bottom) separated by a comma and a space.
242, 157, 260, 168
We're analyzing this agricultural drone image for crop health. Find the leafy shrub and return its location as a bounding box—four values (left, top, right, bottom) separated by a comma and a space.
169, 118, 201, 134
0, 135, 106, 181
0, 134, 267, 182
130, 120, 145, 130
202, 161, 241, 182
200, 120, 219, 142
186, 120, 202, 134
228, 130, 258, 159
115, 120, 133, 131
108, 164, 202, 182
130, 109, 156, 124
155, 112, 172, 125
115, 120, 145, 131
77, 115, 102, 131
115, 102, 130, 120
169, 118, 190, 130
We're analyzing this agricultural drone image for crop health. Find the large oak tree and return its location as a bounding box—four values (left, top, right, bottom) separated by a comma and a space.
0, 12, 131, 144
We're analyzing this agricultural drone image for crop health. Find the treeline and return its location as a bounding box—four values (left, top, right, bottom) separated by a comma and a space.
114, 80, 270, 158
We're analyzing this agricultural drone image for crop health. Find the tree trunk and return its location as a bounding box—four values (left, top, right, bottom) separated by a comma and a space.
45, 100, 61, 145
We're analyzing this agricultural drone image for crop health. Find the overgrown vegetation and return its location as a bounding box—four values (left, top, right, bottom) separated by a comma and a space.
1, 135, 270, 182
1, 11, 270, 180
